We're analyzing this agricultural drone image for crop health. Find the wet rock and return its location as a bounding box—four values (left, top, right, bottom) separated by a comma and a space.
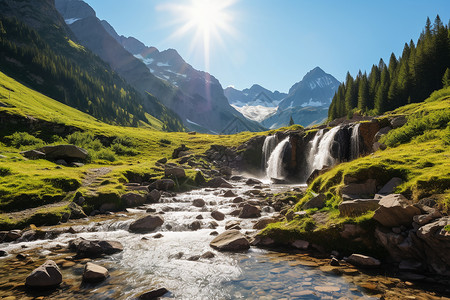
122, 193, 146, 208
239, 204, 261, 218
314, 285, 340, 292
21, 149, 45, 160
229, 209, 241, 216
192, 198, 206, 207
346, 254, 380, 268
129, 215, 164, 233
399, 260, 423, 271
168, 252, 184, 259
153, 233, 163, 239
188, 220, 201, 231
219, 166, 232, 176
230, 175, 243, 181
211, 210, 225, 221
38, 144, 88, 161
207, 177, 233, 188
291, 239, 309, 250
146, 208, 156, 213
340, 224, 366, 239
25, 260, 62, 288
83, 262, 109, 283
330, 257, 340, 266
210, 231, 219, 236
138, 287, 169, 300
225, 220, 240, 230
187, 255, 200, 261
233, 197, 244, 203
16, 253, 29, 260
339, 199, 380, 217
373, 194, 421, 227
209, 221, 219, 229
1, 230, 22, 242
253, 217, 276, 230
250, 236, 275, 247
196, 214, 203, 220
303, 194, 326, 210
0, 250, 7, 257
149, 179, 175, 191
210, 230, 250, 251
99, 203, 117, 213
70, 238, 123, 258
147, 189, 161, 203
201, 251, 215, 259
223, 190, 237, 197
165, 166, 186, 178
246, 178, 262, 185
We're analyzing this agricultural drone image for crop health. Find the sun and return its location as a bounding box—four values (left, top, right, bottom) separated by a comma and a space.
159, 0, 238, 71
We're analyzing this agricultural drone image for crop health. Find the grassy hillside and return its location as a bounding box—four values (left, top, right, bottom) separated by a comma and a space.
0, 71, 259, 229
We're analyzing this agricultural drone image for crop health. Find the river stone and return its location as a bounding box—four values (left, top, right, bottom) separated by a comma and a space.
83, 262, 109, 283
253, 217, 276, 230
233, 197, 244, 203
146, 189, 161, 203
373, 194, 421, 227
129, 215, 164, 233
210, 230, 250, 251
70, 238, 124, 258
192, 198, 206, 207
302, 194, 326, 209
346, 254, 380, 268
207, 177, 233, 188
20, 149, 46, 160
149, 179, 175, 191
211, 210, 225, 221
165, 166, 186, 178
25, 260, 62, 288
37, 144, 88, 161
122, 193, 146, 208
0, 250, 7, 257
223, 190, 237, 197
138, 287, 169, 300
188, 220, 201, 231
1, 230, 21, 242
239, 204, 261, 218
338, 199, 380, 217
314, 285, 340, 292
246, 178, 262, 185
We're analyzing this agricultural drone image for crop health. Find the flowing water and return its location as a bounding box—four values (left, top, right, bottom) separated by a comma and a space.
0, 177, 388, 300
266, 137, 290, 180
306, 126, 341, 178
350, 123, 361, 160
261, 135, 277, 170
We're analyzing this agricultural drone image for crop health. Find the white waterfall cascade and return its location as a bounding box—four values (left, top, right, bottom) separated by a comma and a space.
266, 137, 290, 179
262, 135, 277, 169
350, 123, 361, 160
307, 126, 341, 177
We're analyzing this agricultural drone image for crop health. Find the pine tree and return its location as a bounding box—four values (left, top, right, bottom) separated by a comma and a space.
289, 115, 295, 126
357, 74, 369, 111
443, 68, 450, 88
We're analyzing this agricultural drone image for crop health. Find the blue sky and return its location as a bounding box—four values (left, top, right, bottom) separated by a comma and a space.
85, 0, 450, 93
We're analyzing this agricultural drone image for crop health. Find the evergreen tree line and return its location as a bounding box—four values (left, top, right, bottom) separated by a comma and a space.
0, 17, 184, 131
329, 16, 450, 120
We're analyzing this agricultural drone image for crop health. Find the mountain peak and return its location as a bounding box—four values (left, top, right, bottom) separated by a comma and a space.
302, 66, 326, 80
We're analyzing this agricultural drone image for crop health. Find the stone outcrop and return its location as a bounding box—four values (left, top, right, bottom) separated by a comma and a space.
149, 179, 175, 191
164, 166, 186, 178
340, 179, 377, 199
129, 215, 164, 233
373, 194, 421, 227
25, 260, 62, 288
302, 194, 326, 210
37, 144, 88, 161
210, 230, 250, 251
339, 199, 380, 217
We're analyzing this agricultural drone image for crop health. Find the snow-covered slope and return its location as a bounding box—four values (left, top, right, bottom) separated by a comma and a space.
232, 105, 277, 122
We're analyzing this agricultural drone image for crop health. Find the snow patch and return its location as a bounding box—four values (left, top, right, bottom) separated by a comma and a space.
157, 62, 170, 67
186, 119, 201, 126
65, 18, 80, 25
232, 105, 277, 122
301, 98, 324, 107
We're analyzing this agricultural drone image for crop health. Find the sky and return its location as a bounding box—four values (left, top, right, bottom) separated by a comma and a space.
84, 0, 450, 93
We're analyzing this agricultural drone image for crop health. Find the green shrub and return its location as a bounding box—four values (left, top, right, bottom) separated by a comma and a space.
0, 167, 12, 176
95, 148, 116, 162
66, 131, 103, 151
111, 143, 139, 156
159, 139, 171, 145
112, 136, 135, 147
4, 132, 44, 148
44, 177, 81, 191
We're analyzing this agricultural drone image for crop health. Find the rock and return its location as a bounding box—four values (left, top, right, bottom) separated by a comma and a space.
340, 224, 365, 239
338, 199, 380, 217
187, 255, 200, 261
340, 179, 377, 198
20, 150, 45, 160
225, 220, 240, 230
76, 196, 85, 205
210, 230, 250, 251
292, 239, 309, 250
192, 199, 206, 207
306, 167, 331, 185
229, 209, 241, 216
55, 159, 68, 166
346, 254, 381, 268
210, 231, 219, 236
223, 190, 237, 197
70, 238, 123, 258
373, 194, 421, 227
157, 157, 167, 164
232, 197, 244, 203
122, 193, 146, 208
303, 194, 326, 209
207, 177, 233, 188
68, 202, 87, 219
37, 144, 88, 161
413, 209, 442, 226
99, 203, 117, 213
391, 115, 407, 128
129, 215, 164, 233
245, 178, 262, 185
209, 221, 219, 229
372, 141, 387, 152
253, 217, 276, 230
188, 220, 201, 231
314, 286, 341, 292
83, 262, 109, 283
399, 260, 423, 271
239, 204, 261, 218
138, 287, 169, 300
149, 179, 175, 191
211, 210, 225, 221
164, 166, 186, 178
0, 250, 7, 257
330, 258, 340, 266
1, 230, 21, 242
201, 251, 215, 259
172, 144, 190, 159
219, 166, 232, 176
375, 177, 403, 199
147, 189, 161, 203
373, 126, 392, 142
25, 260, 62, 288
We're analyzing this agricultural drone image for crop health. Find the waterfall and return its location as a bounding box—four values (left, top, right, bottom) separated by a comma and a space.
350, 123, 361, 160
306, 126, 341, 177
262, 135, 277, 169
266, 137, 290, 179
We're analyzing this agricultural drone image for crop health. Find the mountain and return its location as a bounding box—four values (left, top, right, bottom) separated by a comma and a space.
261, 106, 329, 128
0, 0, 183, 130
224, 84, 287, 107
56, 0, 265, 134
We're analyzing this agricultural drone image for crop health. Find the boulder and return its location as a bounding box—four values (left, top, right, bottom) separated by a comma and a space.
157, 157, 167, 164
375, 177, 403, 199
223, 190, 237, 197
340, 179, 377, 199
192, 199, 206, 207
122, 193, 146, 208
358, 121, 381, 152
391, 115, 407, 128
165, 166, 186, 178
225, 220, 240, 230
211, 210, 225, 221
1, 230, 22, 242
147, 189, 161, 203
245, 178, 262, 185
239, 204, 261, 218
373, 194, 421, 227
413, 209, 442, 226
232, 197, 244, 203
99, 203, 118, 213
20, 150, 45, 160
138, 287, 169, 300
219, 166, 232, 176
129, 215, 164, 233
172, 144, 190, 159
188, 220, 201, 231
303, 194, 326, 210
0, 250, 7, 257
210, 230, 250, 251
25, 260, 62, 288
83, 262, 109, 283
339, 199, 380, 217
68, 202, 87, 219
373, 126, 392, 142
306, 167, 330, 185
37, 145, 88, 161
253, 217, 276, 230
149, 179, 175, 191
69, 238, 123, 258
346, 254, 381, 268
207, 177, 233, 188
292, 239, 309, 250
